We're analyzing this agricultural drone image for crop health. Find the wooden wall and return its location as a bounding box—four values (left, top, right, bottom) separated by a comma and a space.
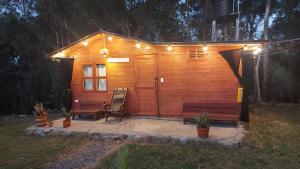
68, 35, 156, 114
156, 46, 240, 117
66, 33, 242, 117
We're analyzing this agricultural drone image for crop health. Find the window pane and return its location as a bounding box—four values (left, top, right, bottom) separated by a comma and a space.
97, 79, 107, 91
83, 65, 93, 77
96, 64, 106, 77
84, 79, 93, 91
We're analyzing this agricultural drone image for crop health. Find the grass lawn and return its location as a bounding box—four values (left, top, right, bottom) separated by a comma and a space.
98, 104, 300, 169
0, 115, 84, 169
0, 105, 299, 169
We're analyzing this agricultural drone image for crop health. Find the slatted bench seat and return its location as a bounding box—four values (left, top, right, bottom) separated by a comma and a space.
182, 102, 240, 123
72, 100, 105, 120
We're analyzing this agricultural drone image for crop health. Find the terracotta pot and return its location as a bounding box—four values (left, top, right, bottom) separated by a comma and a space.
63, 119, 71, 128
48, 121, 53, 127
197, 127, 209, 138
35, 113, 48, 127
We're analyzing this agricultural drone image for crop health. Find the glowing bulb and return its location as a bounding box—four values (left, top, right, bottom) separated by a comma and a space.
145, 46, 150, 50
135, 43, 141, 48
253, 47, 262, 55
107, 36, 113, 41
58, 51, 65, 57
243, 45, 248, 51
100, 47, 109, 57
167, 46, 172, 51
82, 41, 88, 46
202, 45, 208, 52
51, 51, 65, 58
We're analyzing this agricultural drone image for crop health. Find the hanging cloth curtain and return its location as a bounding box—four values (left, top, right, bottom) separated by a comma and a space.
219, 49, 242, 84
219, 49, 250, 122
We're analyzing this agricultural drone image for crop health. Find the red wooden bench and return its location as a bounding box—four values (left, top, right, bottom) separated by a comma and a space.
182, 102, 240, 123
72, 100, 105, 120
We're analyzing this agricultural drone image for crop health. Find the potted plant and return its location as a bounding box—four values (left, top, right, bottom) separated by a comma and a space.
33, 103, 48, 127
195, 113, 209, 138
62, 107, 72, 128
48, 121, 53, 127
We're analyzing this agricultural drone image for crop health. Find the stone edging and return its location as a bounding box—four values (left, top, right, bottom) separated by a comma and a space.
26, 125, 243, 147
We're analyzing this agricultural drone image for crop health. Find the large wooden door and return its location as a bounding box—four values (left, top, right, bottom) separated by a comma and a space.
136, 55, 158, 116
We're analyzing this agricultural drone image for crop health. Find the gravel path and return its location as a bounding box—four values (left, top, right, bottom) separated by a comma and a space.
46, 140, 123, 169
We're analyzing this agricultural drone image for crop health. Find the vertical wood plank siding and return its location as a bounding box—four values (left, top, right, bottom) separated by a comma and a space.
67, 33, 243, 119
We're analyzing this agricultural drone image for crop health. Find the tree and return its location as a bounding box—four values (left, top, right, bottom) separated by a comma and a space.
262, 0, 272, 101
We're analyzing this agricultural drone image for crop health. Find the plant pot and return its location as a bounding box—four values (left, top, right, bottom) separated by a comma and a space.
197, 127, 209, 138
48, 121, 53, 127
35, 113, 48, 127
63, 119, 71, 128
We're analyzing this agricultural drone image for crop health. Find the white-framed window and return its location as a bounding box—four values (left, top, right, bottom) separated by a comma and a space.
96, 64, 107, 91
83, 65, 94, 91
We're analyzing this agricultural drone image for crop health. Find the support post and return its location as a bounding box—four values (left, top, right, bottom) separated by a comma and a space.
211, 20, 216, 41
241, 52, 251, 122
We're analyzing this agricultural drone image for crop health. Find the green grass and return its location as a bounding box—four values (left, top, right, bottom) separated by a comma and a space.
98, 104, 300, 169
1, 105, 299, 169
0, 115, 83, 169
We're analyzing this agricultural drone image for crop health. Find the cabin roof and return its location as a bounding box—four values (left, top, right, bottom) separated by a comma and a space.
48, 30, 265, 58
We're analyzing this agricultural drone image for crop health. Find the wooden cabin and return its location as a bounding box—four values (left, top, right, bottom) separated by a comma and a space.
49, 31, 261, 122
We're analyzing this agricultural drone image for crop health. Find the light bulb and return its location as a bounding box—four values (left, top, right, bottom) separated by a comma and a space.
135, 43, 141, 48
82, 41, 88, 46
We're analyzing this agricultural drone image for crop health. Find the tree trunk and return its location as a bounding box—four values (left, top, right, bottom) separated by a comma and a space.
262, 0, 271, 101
186, 0, 190, 41
255, 54, 262, 102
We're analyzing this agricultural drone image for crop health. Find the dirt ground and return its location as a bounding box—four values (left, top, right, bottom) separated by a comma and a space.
45, 139, 124, 169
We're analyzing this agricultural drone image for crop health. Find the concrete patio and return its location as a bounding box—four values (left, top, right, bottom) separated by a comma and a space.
26, 117, 246, 146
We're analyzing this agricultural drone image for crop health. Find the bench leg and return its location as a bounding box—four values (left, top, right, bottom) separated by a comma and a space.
105, 113, 109, 122
93, 114, 97, 120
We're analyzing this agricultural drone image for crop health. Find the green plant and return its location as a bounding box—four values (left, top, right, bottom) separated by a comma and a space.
112, 146, 129, 169
195, 113, 209, 128
61, 107, 72, 120
33, 103, 47, 116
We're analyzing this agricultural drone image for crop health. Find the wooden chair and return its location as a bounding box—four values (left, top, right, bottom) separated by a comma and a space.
101, 88, 128, 122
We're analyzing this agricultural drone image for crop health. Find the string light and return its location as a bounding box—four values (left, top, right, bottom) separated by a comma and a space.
253, 46, 262, 55
135, 43, 141, 48
51, 51, 65, 58
243, 45, 248, 51
82, 41, 88, 46
58, 51, 65, 57
167, 45, 172, 51
145, 46, 150, 50
253, 47, 262, 55
107, 36, 113, 41
202, 45, 208, 52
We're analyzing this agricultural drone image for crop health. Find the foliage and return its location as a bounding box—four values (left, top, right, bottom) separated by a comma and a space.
0, 0, 300, 115
111, 146, 129, 169
268, 64, 297, 102
61, 107, 72, 120
195, 113, 209, 128
49, 60, 65, 110
33, 102, 47, 116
